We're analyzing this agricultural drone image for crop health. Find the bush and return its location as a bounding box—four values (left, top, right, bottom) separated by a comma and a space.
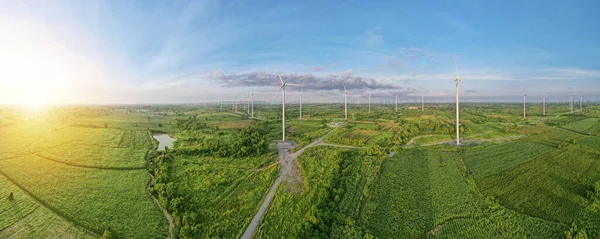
102, 227, 113, 239
8, 192, 14, 200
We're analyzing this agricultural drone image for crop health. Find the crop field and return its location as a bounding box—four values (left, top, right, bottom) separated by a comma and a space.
462, 141, 555, 179
564, 118, 600, 133
1, 173, 94, 238
324, 123, 385, 146
410, 134, 452, 145
0, 155, 168, 238
361, 149, 565, 238
476, 143, 600, 225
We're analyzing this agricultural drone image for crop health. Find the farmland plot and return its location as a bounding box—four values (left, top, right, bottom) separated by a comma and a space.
0, 155, 168, 238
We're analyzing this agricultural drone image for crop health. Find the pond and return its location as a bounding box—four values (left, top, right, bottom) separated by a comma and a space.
153, 133, 175, 151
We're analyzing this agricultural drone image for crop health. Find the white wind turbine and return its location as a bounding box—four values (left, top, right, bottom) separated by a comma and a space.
420, 92, 424, 112
299, 84, 304, 120
251, 92, 254, 118
343, 83, 348, 119
395, 94, 398, 112
273, 71, 302, 141
368, 92, 372, 114
543, 93, 546, 116
580, 92, 583, 112
453, 56, 461, 146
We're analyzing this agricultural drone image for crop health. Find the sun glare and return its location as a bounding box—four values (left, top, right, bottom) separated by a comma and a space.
0, 20, 96, 107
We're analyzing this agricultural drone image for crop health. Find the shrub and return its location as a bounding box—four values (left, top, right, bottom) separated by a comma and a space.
8, 192, 14, 200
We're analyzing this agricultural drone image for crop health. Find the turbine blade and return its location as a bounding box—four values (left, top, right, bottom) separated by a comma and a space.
286, 83, 303, 87
272, 85, 284, 100
453, 55, 460, 80
277, 71, 285, 85
343, 83, 347, 92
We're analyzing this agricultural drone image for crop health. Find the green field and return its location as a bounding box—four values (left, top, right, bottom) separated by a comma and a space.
361, 149, 565, 238
2, 103, 600, 238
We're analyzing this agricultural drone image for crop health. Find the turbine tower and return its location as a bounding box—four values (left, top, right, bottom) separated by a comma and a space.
343, 83, 348, 120
368, 92, 371, 114
395, 94, 398, 112
299, 85, 304, 120
251, 92, 254, 118
421, 93, 424, 112
580, 93, 583, 112
453, 56, 461, 146
523, 91, 527, 119
543, 93, 546, 116
234, 94, 238, 112
273, 71, 301, 141
570, 93, 574, 113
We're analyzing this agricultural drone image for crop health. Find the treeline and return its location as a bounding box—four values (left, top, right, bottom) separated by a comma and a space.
545, 115, 587, 127
173, 121, 269, 158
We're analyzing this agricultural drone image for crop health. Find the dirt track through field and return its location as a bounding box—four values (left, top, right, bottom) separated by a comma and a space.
240, 124, 343, 239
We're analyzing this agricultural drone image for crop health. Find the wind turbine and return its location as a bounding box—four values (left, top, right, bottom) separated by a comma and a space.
522, 91, 527, 119
421, 92, 424, 112
580, 93, 583, 112
543, 93, 546, 116
343, 83, 349, 120
395, 94, 398, 112
299, 84, 304, 120
251, 92, 254, 118
273, 71, 302, 141
368, 92, 371, 114
453, 56, 461, 146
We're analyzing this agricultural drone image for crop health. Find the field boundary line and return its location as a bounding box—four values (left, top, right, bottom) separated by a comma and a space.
0, 204, 40, 231
0, 169, 100, 237
34, 154, 146, 170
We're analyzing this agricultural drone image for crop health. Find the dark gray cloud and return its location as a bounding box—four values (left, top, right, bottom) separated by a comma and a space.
213, 71, 403, 92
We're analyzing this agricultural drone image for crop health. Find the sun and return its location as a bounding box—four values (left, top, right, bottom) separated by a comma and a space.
0, 22, 80, 107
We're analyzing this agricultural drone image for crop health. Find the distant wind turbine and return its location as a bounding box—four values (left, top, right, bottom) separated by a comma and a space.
543, 93, 546, 116
273, 71, 302, 141
395, 94, 398, 112
580, 93, 583, 112
299, 84, 304, 120
343, 82, 348, 120
453, 56, 461, 146
368, 92, 371, 114
251, 92, 254, 118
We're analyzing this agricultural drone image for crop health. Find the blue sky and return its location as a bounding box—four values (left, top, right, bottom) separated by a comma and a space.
0, 0, 599, 104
